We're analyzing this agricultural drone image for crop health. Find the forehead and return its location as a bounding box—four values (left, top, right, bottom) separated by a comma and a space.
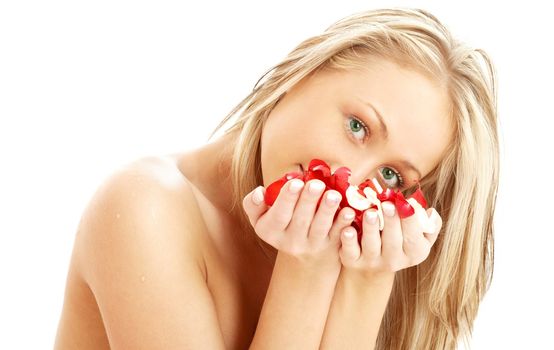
312, 58, 454, 179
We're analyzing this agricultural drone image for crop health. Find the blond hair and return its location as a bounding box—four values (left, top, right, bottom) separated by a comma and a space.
208, 7, 498, 350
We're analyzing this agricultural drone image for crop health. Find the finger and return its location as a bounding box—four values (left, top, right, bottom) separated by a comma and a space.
287, 179, 326, 238
308, 189, 342, 240
400, 209, 430, 262
360, 209, 381, 259
328, 207, 356, 243
423, 208, 442, 245
339, 227, 361, 264
257, 179, 304, 232
380, 201, 403, 260
242, 186, 269, 228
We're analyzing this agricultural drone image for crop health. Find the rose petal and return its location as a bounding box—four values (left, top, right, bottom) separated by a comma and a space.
264, 171, 303, 206
409, 187, 428, 209
359, 178, 379, 194
377, 188, 397, 202
308, 159, 331, 177
263, 159, 428, 230
371, 178, 383, 194
363, 187, 385, 231
329, 166, 351, 207
394, 190, 415, 219
407, 198, 435, 233
346, 185, 371, 210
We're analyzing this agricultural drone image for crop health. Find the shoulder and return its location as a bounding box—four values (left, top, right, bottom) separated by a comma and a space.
70, 156, 227, 348
75, 155, 208, 283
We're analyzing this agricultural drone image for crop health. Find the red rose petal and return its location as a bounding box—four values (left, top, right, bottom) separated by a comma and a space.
394, 191, 415, 219
308, 159, 331, 177
377, 188, 397, 202
329, 166, 351, 207
408, 187, 427, 209
264, 171, 303, 206
263, 159, 428, 235
358, 179, 379, 195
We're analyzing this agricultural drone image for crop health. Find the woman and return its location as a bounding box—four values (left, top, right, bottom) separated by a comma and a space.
54, 7, 499, 349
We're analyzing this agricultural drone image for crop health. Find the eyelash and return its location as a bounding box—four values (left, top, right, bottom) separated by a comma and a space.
344, 114, 406, 189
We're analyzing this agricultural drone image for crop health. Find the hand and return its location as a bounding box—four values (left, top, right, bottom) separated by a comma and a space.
242, 178, 358, 273
338, 201, 443, 279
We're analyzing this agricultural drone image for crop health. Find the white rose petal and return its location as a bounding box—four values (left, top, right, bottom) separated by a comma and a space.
406, 198, 435, 233
363, 187, 384, 230
346, 185, 370, 210
371, 178, 383, 194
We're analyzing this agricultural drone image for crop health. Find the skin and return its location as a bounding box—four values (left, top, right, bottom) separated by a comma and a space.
54, 56, 453, 349
240, 57, 452, 348
247, 57, 452, 274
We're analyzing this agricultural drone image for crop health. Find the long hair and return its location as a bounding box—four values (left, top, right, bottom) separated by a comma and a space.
207, 7, 498, 349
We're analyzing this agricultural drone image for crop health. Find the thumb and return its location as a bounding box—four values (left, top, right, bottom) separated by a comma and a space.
242, 186, 269, 227
423, 208, 442, 245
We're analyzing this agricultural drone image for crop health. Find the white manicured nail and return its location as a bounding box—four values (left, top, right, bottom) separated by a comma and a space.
344, 229, 355, 239
308, 180, 325, 194
326, 192, 340, 205
289, 180, 304, 193
426, 208, 439, 233
252, 187, 264, 205
382, 202, 395, 217
365, 210, 378, 224
343, 211, 355, 220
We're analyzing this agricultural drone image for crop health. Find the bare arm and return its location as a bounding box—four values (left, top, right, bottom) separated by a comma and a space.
250, 252, 340, 350
318, 201, 441, 349
319, 270, 395, 350
70, 159, 341, 350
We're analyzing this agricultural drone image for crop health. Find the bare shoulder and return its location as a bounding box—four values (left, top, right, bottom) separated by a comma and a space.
76, 155, 207, 279
71, 156, 226, 349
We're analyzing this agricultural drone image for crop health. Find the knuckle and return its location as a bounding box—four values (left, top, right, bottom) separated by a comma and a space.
289, 245, 307, 258
383, 261, 398, 272
272, 211, 290, 227
291, 215, 311, 230
403, 234, 417, 245
365, 259, 380, 270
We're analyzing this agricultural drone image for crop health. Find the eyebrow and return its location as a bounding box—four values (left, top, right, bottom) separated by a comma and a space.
361, 99, 423, 180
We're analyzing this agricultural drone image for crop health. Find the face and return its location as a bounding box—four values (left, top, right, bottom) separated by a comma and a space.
260, 57, 453, 192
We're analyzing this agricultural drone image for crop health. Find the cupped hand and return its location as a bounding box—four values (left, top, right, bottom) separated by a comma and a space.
339, 201, 443, 279
242, 178, 358, 273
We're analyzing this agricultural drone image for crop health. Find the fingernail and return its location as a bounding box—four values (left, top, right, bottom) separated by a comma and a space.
343, 211, 355, 220
326, 192, 340, 205
365, 210, 377, 224
429, 208, 439, 222
382, 202, 395, 217
344, 229, 355, 239
428, 208, 439, 232
289, 180, 304, 194
308, 180, 325, 194
252, 187, 264, 205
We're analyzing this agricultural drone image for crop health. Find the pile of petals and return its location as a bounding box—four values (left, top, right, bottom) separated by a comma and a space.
264, 159, 432, 243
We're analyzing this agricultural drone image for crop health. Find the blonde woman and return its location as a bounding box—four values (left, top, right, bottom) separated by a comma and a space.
54, 7, 498, 350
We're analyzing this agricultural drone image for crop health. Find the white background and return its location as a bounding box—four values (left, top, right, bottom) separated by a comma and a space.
1, 1, 552, 348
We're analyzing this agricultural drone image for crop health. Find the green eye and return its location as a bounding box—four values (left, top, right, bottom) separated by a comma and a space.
345, 115, 369, 142
380, 166, 404, 188
350, 119, 363, 132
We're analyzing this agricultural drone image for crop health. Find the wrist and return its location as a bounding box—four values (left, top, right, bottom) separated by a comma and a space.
340, 268, 396, 287
275, 251, 341, 282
